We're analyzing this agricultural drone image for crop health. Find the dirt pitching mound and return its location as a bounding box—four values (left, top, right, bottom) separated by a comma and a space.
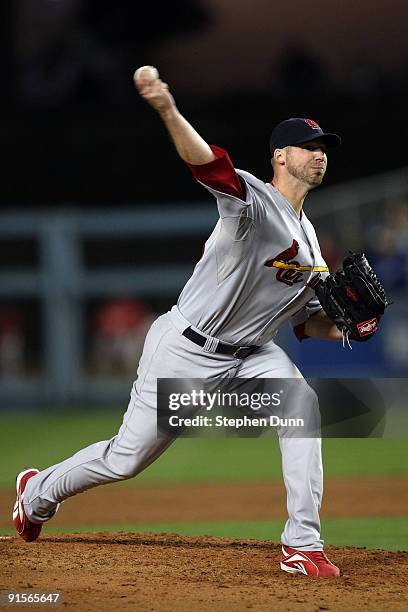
2, 532, 407, 611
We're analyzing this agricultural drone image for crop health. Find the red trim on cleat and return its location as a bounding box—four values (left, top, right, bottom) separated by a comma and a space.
280, 545, 340, 577
12, 469, 42, 542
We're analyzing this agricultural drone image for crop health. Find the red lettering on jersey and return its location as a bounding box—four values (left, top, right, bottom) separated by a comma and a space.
307, 273, 322, 290
304, 118, 320, 130
277, 267, 304, 286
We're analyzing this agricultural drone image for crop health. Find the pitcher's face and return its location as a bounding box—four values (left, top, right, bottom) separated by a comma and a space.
285, 139, 328, 188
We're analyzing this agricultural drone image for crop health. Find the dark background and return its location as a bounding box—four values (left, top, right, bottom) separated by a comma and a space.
0, 0, 407, 393
1, 0, 407, 206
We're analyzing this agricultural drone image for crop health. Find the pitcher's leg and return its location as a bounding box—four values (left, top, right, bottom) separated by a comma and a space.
22, 313, 239, 526
24, 389, 175, 523
23, 313, 176, 524
237, 341, 323, 550
279, 436, 323, 550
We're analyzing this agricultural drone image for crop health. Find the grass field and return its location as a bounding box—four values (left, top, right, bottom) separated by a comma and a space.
1, 410, 407, 550
2, 410, 408, 486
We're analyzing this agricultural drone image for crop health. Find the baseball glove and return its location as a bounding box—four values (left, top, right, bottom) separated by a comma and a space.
315, 252, 390, 344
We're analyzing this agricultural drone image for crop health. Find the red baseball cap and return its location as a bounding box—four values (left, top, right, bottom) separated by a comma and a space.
270, 117, 341, 153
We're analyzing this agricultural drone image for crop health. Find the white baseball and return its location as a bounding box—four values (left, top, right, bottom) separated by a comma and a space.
134, 65, 159, 82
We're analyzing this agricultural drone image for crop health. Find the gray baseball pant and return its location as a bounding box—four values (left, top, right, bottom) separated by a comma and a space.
23, 307, 323, 550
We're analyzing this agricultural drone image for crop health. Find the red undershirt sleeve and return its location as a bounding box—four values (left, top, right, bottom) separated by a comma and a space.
185, 145, 246, 200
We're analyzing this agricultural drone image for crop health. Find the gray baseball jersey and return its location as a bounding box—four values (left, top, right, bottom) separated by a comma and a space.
178, 170, 328, 345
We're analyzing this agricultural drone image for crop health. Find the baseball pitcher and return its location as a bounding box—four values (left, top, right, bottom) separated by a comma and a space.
13, 66, 388, 577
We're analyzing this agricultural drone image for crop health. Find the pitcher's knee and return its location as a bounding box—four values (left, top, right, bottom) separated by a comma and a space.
105, 451, 144, 480
105, 432, 163, 480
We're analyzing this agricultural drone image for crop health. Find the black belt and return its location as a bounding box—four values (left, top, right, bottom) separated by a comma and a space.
182, 326, 258, 359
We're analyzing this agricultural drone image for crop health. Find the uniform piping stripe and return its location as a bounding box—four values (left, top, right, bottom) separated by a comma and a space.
271, 262, 329, 272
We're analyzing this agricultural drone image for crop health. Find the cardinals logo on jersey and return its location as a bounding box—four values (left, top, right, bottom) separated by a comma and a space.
264, 239, 304, 286
265, 239, 328, 286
